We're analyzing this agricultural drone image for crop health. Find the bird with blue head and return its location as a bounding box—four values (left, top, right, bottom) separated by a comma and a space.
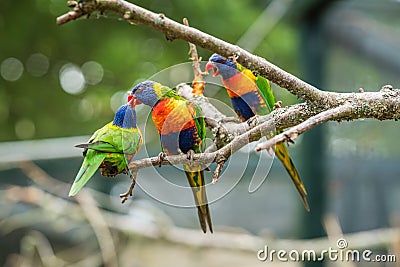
69, 100, 142, 197
130, 80, 213, 233
206, 53, 310, 211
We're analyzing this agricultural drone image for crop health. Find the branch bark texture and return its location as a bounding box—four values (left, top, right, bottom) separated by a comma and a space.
57, 0, 323, 101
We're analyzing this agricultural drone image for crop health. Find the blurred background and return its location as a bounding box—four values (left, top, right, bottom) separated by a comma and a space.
1, 0, 400, 266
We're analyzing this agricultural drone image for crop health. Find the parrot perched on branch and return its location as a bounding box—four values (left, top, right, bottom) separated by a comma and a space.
206, 53, 309, 211
130, 80, 213, 233
69, 102, 142, 197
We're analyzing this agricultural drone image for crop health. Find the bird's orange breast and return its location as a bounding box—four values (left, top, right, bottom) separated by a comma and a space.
152, 98, 196, 135
223, 72, 258, 98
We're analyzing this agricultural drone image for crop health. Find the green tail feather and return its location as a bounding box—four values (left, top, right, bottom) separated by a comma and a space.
184, 166, 213, 233
69, 150, 106, 196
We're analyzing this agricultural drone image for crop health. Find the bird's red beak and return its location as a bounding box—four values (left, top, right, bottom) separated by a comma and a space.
128, 94, 133, 103
205, 62, 219, 77
128, 94, 142, 107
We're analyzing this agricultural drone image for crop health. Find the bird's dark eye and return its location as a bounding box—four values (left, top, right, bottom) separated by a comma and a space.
217, 58, 226, 64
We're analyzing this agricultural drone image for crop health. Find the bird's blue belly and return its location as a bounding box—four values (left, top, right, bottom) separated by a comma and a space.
231, 92, 261, 121
160, 126, 196, 155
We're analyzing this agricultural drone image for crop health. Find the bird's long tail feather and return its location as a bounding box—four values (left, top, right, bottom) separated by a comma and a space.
184, 165, 213, 233
274, 143, 310, 211
69, 151, 106, 196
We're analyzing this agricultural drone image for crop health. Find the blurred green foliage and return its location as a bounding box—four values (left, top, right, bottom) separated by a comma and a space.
1, 0, 399, 160
0, 0, 301, 141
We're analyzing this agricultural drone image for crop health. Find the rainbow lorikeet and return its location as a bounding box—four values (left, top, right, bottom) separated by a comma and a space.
69, 103, 143, 197
206, 54, 309, 211
130, 80, 213, 233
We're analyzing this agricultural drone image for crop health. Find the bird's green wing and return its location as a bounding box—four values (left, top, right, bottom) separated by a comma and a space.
69, 149, 106, 196
160, 83, 206, 149
163, 87, 187, 101
237, 63, 272, 115
76, 123, 128, 154
121, 127, 143, 155
191, 102, 206, 153
75, 141, 120, 153
255, 75, 275, 111
153, 82, 186, 101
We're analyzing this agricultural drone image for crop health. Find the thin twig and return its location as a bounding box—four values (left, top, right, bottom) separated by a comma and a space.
21, 231, 66, 266
18, 161, 69, 196
255, 103, 354, 152
3, 185, 399, 254
56, 9, 83, 25
18, 161, 118, 267
183, 18, 205, 96
76, 192, 118, 267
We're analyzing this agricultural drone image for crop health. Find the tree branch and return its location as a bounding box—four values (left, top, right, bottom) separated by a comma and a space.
56, 1, 400, 186
255, 103, 354, 152
56, 0, 323, 102
128, 85, 400, 174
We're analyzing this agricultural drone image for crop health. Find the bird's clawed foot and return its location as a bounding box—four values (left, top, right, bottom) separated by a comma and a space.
158, 152, 167, 167
120, 173, 137, 204
186, 149, 195, 162
228, 53, 239, 63
247, 115, 261, 128
212, 161, 225, 184
284, 133, 296, 145
273, 100, 283, 110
